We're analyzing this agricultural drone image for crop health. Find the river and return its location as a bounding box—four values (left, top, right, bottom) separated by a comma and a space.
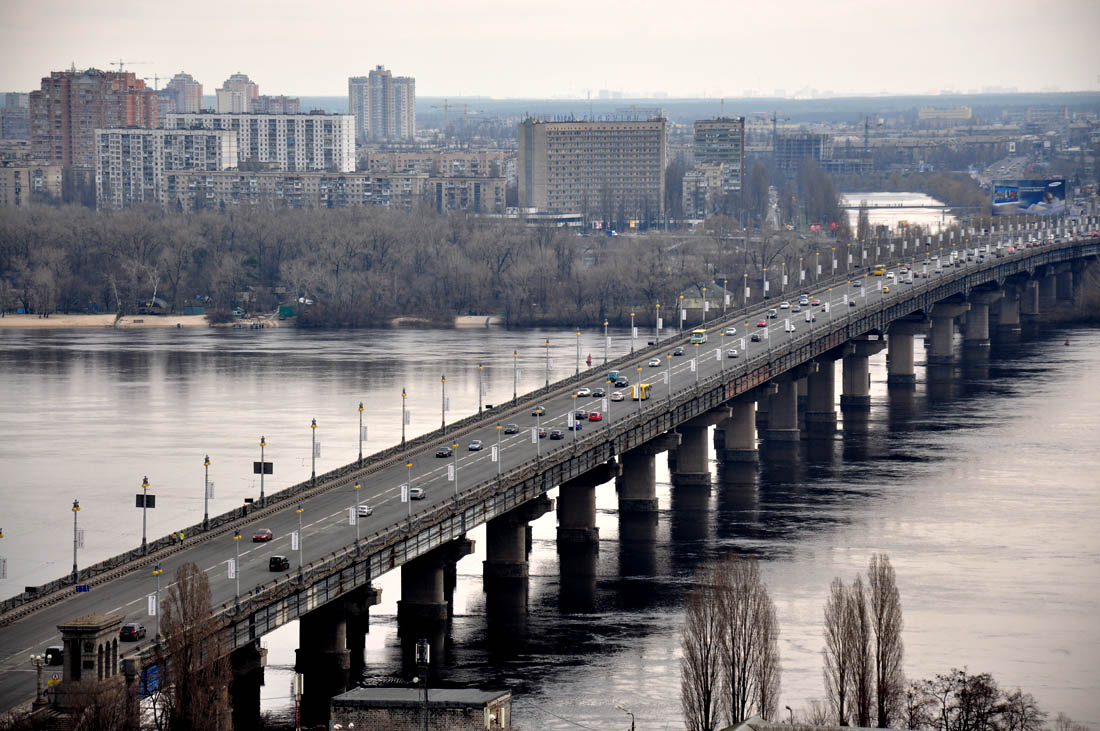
1, 322, 1097, 728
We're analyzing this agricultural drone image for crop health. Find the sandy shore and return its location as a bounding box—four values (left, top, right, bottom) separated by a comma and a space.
0, 314, 211, 329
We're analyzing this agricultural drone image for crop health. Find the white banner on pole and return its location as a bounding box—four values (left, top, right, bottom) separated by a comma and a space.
602, 398, 608, 410
724, 293, 730, 305
764, 280, 770, 292
77, 529, 84, 549
715, 348, 721, 362
227, 559, 236, 580
401, 485, 409, 502
361, 426, 368, 441
805, 312, 812, 322
444, 397, 450, 412
567, 413, 575, 427
632, 326, 638, 338
491, 445, 499, 462
848, 253, 853, 264
763, 327, 769, 339
404, 411, 411, 425
517, 368, 522, 379
817, 264, 822, 275
531, 428, 538, 444
313, 442, 321, 458
782, 274, 788, 286
740, 338, 746, 350
690, 358, 697, 372
291, 531, 299, 551
206, 481, 214, 499
657, 317, 663, 329
147, 593, 156, 616
0, 557, 6, 580
662, 371, 669, 384
832, 259, 838, 270
447, 464, 454, 481
744, 286, 750, 298
784, 318, 791, 330
824, 302, 831, 313
605, 337, 611, 349
680, 310, 687, 321
347, 507, 356, 525
704, 300, 710, 312
800, 270, 805, 282
843, 294, 848, 305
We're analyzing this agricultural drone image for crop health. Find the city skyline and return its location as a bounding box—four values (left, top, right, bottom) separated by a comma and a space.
2, 0, 1098, 99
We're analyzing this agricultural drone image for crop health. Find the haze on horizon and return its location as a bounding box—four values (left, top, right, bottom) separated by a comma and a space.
2, 0, 1098, 99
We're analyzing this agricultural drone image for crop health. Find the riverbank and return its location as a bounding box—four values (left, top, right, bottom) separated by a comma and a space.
0, 314, 210, 329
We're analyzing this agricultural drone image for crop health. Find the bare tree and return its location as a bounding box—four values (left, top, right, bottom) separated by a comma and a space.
902, 680, 935, 730
849, 577, 874, 728
72, 676, 134, 731
1052, 712, 1090, 731
998, 689, 1046, 731
717, 556, 781, 725
823, 577, 853, 725
801, 699, 833, 726
868, 553, 904, 727
681, 562, 724, 731
157, 561, 230, 731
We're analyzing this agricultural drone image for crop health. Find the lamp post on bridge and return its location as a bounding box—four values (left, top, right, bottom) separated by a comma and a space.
71, 499, 80, 582
232, 529, 241, 603
259, 436, 267, 506
203, 455, 211, 529
603, 320, 609, 365
358, 401, 364, 466
310, 419, 317, 487
630, 312, 635, 353
401, 388, 407, 448
440, 375, 447, 432
152, 563, 162, 640
140, 476, 150, 555
477, 364, 484, 415
655, 302, 661, 344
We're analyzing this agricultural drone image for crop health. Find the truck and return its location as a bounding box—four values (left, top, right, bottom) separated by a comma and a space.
630, 383, 651, 401
607, 370, 620, 383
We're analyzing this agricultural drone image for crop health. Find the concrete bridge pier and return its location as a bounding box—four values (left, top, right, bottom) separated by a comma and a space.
484, 495, 553, 580
928, 302, 970, 363
719, 397, 762, 464
231, 641, 267, 731
964, 291, 1001, 350
1038, 274, 1057, 310
672, 408, 728, 485
617, 433, 680, 513
755, 394, 770, 430
344, 584, 381, 685
994, 288, 1022, 340
557, 461, 618, 546
765, 372, 804, 443
296, 599, 351, 728
886, 319, 927, 386
1056, 269, 1074, 302
398, 538, 475, 623
841, 338, 885, 409
1020, 280, 1041, 335
805, 357, 839, 438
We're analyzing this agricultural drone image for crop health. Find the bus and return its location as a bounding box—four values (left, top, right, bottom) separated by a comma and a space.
630, 383, 651, 401
689, 329, 708, 344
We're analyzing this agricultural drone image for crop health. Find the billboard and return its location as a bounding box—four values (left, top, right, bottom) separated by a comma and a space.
993, 178, 1066, 216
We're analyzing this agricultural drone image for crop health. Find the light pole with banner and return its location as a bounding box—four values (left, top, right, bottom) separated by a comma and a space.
401, 388, 408, 448
152, 563, 162, 640
575, 329, 581, 375
295, 505, 304, 570
259, 435, 267, 506
477, 364, 484, 415
203, 454, 211, 529
358, 401, 364, 466
138, 476, 152, 555
603, 320, 609, 364
655, 302, 661, 344
440, 375, 447, 431
310, 418, 318, 486
71, 499, 80, 582
630, 312, 636, 353
353, 481, 362, 551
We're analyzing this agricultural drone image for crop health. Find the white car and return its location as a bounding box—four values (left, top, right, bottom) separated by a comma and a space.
779, 301, 790, 309
576, 387, 591, 396
357, 504, 373, 517
724, 327, 737, 336
727, 348, 739, 358
648, 358, 661, 367
610, 391, 625, 402
886, 272, 896, 280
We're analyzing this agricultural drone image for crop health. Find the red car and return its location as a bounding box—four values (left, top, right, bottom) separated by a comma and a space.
756, 321, 767, 327
588, 411, 602, 422
811, 299, 822, 307
252, 528, 273, 542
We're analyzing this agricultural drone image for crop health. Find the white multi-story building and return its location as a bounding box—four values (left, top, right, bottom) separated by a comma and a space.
94, 128, 237, 209
165, 73, 203, 113
216, 72, 259, 113
166, 113, 355, 173
348, 67, 415, 143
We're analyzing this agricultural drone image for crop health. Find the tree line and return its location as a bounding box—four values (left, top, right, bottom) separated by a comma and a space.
680, 553, 1083, 731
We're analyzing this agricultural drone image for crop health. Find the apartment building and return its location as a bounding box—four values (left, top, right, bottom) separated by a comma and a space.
215, 72, 259, 113
165, 73, 204, 113
774, 132, 833, 173
0, 162, 62, 207
30, 69, 157, 169
95, 128, 237, 210
348, 67, 416, 143
166, 112, 355, 172
693, 117, 745, 193
361, 149, 505, 177
517, 118, 666, 223
681, 163, 725, 219
163, 170, 504, 214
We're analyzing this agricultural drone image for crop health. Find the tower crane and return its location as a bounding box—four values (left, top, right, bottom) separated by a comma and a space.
109, 59, 152, 73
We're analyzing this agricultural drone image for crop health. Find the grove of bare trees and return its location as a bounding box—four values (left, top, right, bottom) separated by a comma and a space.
681, 555, 780, 731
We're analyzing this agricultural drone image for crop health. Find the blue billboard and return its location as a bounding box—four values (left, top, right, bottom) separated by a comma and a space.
992, 178, 1066, 216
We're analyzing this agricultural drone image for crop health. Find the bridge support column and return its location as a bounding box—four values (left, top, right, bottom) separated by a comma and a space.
755, 394, 770, 430
995, 289, 1022, 339
344, 584, 381, 685
1020, 280, 1040, 333
1056, 270, 1074, 301
557, 462, 618, 546
618, 433, 680, 512
296, 600, 350, 728
672, 409, 728, 485
231, 641, 266, 731
928, 303, 969, 363
964, 291, 1001, 349
886, 318, 925, 386
1038, 275, 1057, 309
765, 375, 801, 442
804, 358, 839, 438
484, 495, 553, 580
841, 338, 885, 410
398, 538, 474, 622
720, 399, 759, 464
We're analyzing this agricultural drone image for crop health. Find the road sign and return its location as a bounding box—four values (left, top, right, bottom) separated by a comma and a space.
48, 673, 60, 687
135, 494, 156, 508
253, 461, 273, 475
75, 584, 90, 593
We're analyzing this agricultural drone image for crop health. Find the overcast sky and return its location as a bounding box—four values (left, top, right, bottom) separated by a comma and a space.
3, 0, 1098, 98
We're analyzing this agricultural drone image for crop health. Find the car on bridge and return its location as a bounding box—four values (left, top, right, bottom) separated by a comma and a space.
468, 439, 484, 451
613, 378, 629, 387
252, 528, 273, 542
767, 309, 778, 319
409, 487, 426, 500
269, 555, 290, 572
852, 280, 861, 287
756, 321, 767, 327
588, 411, 602, 421
751, 333, 762, 342
503, 424, 519, 434
849, 300, 857, 307
435, 445, 454, 458
549, 429, 565, 440
811, 299, 822, 307
576, 387, 591, 396
779, 302, 790, 309
592, 388, 606, 397
610, 391, 625, 402
537, 428, 547, 439
672, 347, 684, 356
727, 348, 739, 358
357, 504, 373, 517
573, 409, 588, 420
648, 358, 661, 367
725, 327, 737, 335
45, 646, 63, 666
882, 286, 890, 293
119, 622, 146, 641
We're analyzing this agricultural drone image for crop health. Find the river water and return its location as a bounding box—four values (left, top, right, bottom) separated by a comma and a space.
1, 322, 1097, 728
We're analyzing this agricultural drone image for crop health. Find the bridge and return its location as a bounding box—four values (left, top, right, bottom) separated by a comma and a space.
2, 219, 1097, 727
840, 201, 950, 210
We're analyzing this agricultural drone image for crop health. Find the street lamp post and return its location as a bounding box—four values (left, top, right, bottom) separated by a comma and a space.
405, 461, 414, 517
495, 425, 503, 478
233, 530, 241, 602
71, 499, 79, 582
140, 476, 149, 555
575, 329, 580, 375
666, 353, 673, 404
655, 302, 661, 344
630, 312, 635, 353
678, 295, 684, 332
571, 394, 578, 447
153, 563, 162, 640
310, 419, 317, 486
203, 455, 211, 529
743, 272, 749, 305
477, 364, 484, 415
452, 442, 459, 496
513, 350, 520, 402
358, 401, 364, 466
401, 388, 407, 448
615, 704, 635, 731
30, 654, 46, 707
353, 481, 361, 551
440, 375, 447, 432
259, 436, 266, 506
295, 505, 304, 570
603, 320, 609, 364
723, 278, 729, 317
543, 340, 550, 388
693, 343, 699, 386
701, 286, 707, 325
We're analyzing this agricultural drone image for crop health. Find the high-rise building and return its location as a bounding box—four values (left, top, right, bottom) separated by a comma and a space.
1, 93, 30, 140
774, 132, 833, 173
693, 117, 745, 194
166, 112, 355, 172
94, 128, 237, 209
517, 118, 667, 223
252, 95, 300, 115
164, 73, 204, 113
29, 69, 158, 169
348, 67, 416, 143
215, 72, 260, 113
